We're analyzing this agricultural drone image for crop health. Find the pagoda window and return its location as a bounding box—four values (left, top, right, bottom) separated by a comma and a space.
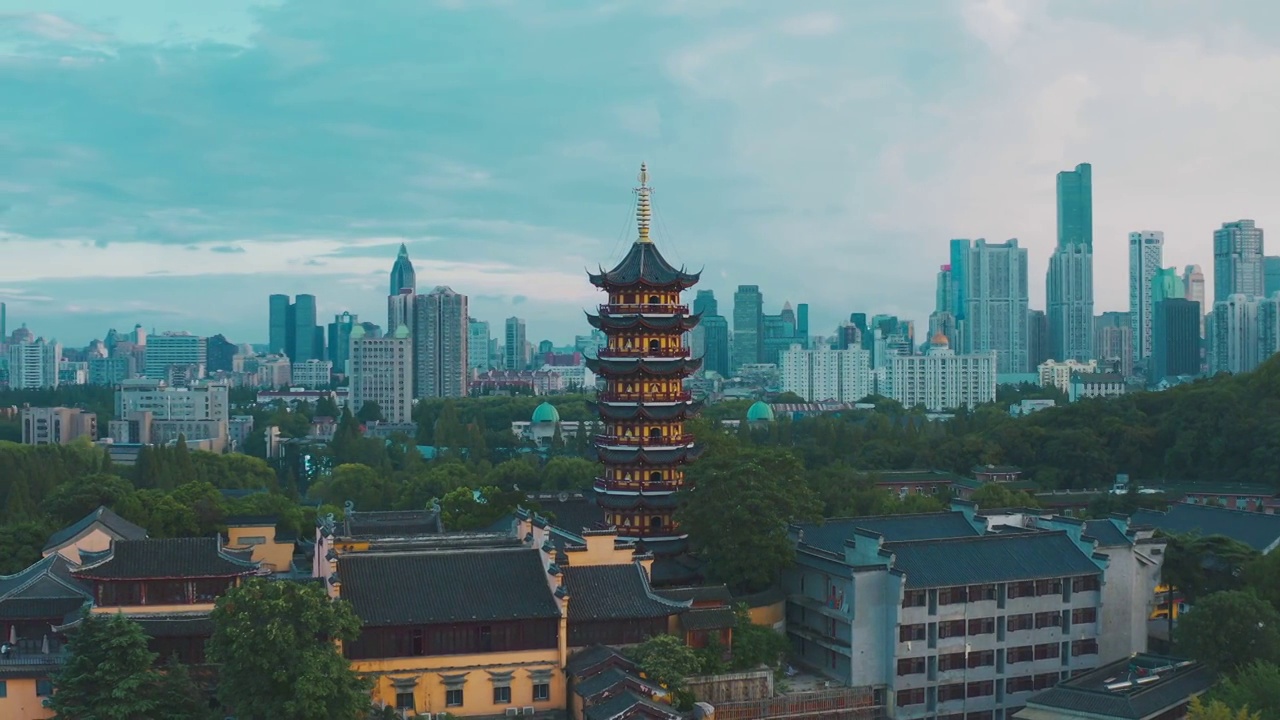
650, 516, 663, 530
648, 295, 660, 304
648, 339, 661, 352
649, 471, 662, 483
649, 427, 662, 439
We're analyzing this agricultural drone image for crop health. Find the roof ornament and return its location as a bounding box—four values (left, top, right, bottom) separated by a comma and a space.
636, 162, 652, 244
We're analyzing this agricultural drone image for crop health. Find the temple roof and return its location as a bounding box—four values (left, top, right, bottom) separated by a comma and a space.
341, 507, 444, 538
595, 445, 702, 466
0, 554, 91, 620
584, 691, 684, 720
596, 493, 682, 511
588, 242, 700, 291
590, 400, 702, 422
562, 562, 688, 622
679, 607, 737, 631
43, 506, 147, 553
585, 356, 702, 377
73, 538, 260, 580
586, 313, 701, 333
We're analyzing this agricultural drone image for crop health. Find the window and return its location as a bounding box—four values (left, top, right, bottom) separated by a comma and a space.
446, 689, 464, 707
1072, 575, 1100, 592
901, 590, 927, 608
1007, 614, 1034, 631
966, 680, 994, 698
898, 624, 926, 642
938, 587, 968, 605
967, 617, 995, 636
37, 678, 53, 697
533, 683, 550, 702
938, 620, 966, 639
1034, 643, 1060, 660
493, 687, 511, 704
968, 584, 997, 601
1006, 675, 1035, 693
965, 712, 994, 720
896, 657, 925, 676
1071, 607, 1097, 624
1007, 646, 1034, 664
1033, 673, 1060, 690
238, 535, 267, 546
395, 691, 415, 710
1007, 581, 1035, 599
938, 652, 966, 671
967, 650, 995, 669
0, 680, 6, 698
895, 688, 924, 707
1071, 639, 1099, 657
1035, 579, 1063, 596
1034, 611, 1062, 629
938, 683, 965, 701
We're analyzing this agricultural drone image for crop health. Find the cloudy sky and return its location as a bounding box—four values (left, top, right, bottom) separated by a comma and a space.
1, 0, 1278, 347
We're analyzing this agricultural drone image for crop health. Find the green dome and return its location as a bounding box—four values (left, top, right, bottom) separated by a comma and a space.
746, 401, 774, 422
531, 402, 560, 424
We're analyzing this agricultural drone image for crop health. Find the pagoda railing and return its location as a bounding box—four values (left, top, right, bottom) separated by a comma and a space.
597, 391, 692, 403
595, 479, 681, 494
596, 434, 695, 447
599, 304, 689, 315
597, 347, 688, 358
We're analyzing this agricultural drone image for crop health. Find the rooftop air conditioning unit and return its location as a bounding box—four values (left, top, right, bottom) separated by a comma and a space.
506, 708, 520, 717
523, 707, 535, 715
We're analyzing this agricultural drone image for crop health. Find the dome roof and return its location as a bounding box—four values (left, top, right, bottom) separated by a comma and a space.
930, 331, 949, 347
531, 402, 560, 424
350, 324, 366, 340
746, 400, 775, 422
393, 323, 411, 340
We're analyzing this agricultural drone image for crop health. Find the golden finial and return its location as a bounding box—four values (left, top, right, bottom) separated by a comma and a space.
635, 162, 652, 244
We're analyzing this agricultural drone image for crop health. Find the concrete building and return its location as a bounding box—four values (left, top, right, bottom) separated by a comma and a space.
1127, 231, 1163, 367
114, 379, 230, 450
1210, 294, 1261, 374
731, 285, 764, 373
414, 286, 469, 398
1037, 359, 1096, 394
327, 312, 358, 375
290, 358, 333, 389
1047, 164, 1095, 364
888, 334, 996, 412
468, 318, 491, 372
1092, 312, 1132, 379
963, 239, 1029, 374
1152, 299, 1201, 381
7, 336, 60, 389
1266, 256, 1280, 298
143, 332, 206, 380
20, 407, 97, 445
349, 323, 413, 423
1213, 219, 1265, 302
504, 317, 527, 371
1182, 264, 1206, 338
780, 344, 873, 403
1025, 309, 1049, 373
1068, 373, 1127, 402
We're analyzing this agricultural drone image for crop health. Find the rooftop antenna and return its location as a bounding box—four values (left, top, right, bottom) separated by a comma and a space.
635, 163, 652, 244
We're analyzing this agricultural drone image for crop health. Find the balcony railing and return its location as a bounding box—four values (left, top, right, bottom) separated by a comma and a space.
595, 479, 682, 494
599, 304, 689, 315
597, 391, 692, 403
596, 434, 694, 447
597, 347, 688, 358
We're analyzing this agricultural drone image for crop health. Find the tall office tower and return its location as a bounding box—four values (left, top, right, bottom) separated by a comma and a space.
1094, 312, 1133, 378
504, 317, 527, 371
780, 344, 873, 403
327, 312, 358, 375
1047, 163, 1094, 363
761, 302, 800, 366
1213, 220, 1265, 302
690, 290, 716, 360
8, 337, 61, 389
1026, 309, 1050, 372
693, 289, 717, 316
1182, 265, 1206, 338
0, 301, 6, 340
731, 285, 763, 372
948, 240, 970, 346
796, 303, 809, 343
389, 243, 416, 296
929, 264, 958, 350
349, 323, 413, 424
1152, 299, 1201, 380
1265, 256, 1280, 298
388, 290, 415, 335
205, 334, 238, 374
268, 294, 290, 354
413, 286, 469, 398
963, 239, 1028, 374
291, 294, 321, 363
699, 315, 730, 377
467, 319, 491, 372
1128, 231, 1164, 367
144, 332, 206, 380
1211, 295, 1262, 374
1259, 295, 1280, 361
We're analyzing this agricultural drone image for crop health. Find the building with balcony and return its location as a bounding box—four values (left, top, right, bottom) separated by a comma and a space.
19, 407, 97, 446
887, 334, 997, 411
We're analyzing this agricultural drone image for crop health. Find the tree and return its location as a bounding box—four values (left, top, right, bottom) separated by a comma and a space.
355, 401, 384, 423
311, 464, 397, 511
208, 579, 370, 720
40, 473, 135, 525
48, 612, 161, 720
439, 486, 523, 531
678, 444, 820, 593
1176, 591, 1280, 673
628, 634, 701, 690
969, 483, 1040, 509
1212, 662, 1280, 719
153, 655, 217, 720
1186, 696, 1261, 720
729, 605, 790, 671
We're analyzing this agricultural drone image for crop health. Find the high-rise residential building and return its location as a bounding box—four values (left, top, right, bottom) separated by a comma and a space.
796, 303, 809, 342
1213, 220, 1265, 302
1093, 312, 1133, 378
731, 285, 763, 372
1182, 264, 1206, 338
1265, 256, 1280, 298
8, 337, 61, 389
1026, 309, 1050, 372
1259, 295, 1280, 361
930, 263, 959, 350
468, 319, 491, 372
268, 294, 290, 355
143, 332, 206, 380
349, 323, 413, 424
0, 301, 6, 340
387, 290, 414, 338
934, 264, 954, 315
1210, 294, 1261, 374
327, 312, 358, 375
1128, 231, 1164, 367
1152, 299, 1201, 381
389, 243, 416, 296
780, 344, 872, 402
1048, 163, 1094, 363
887, 333, 996, 411
414, 286, 469, 398
291, 359, 333, 389
762, 302, 800, 365
205, 334, 238, 374
504, 317, 527, 371
948, 240, 970, 328
963, 239, 1028, 374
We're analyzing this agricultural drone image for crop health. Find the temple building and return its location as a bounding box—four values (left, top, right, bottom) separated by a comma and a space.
586, 164, 702, 548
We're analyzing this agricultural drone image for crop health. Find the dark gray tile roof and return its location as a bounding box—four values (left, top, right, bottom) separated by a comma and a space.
567, 644, 633, 677
0, 553, 92, 620
1084, 519, 1132, 547
343, 509, 443, 538
1025, 656, 1215, 719
889, 532, 1101, 589
574, 667, 662, 699
73, 538, 260, 580
656, 585, 732, 604
532, 492, 608, 534
1131, 503, 1280, 552
585, 691, 682, 720
797, 511, 980, 553
340, 548, 559, 626
680, 607, 736, 631
563, 563, 688, 622
43, 506, 146, 552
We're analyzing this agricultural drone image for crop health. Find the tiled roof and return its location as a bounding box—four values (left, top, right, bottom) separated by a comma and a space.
530, 492, 608, 534
588, 240, 701, 290
73, 538, 260, 580
567, 644, 634, 677
585, 691, 682, 720
1025, 656, 1215, 719
563, 563, 688, 622
343, 509, 443, 538
43, 506, 147, 552
680, 607, 736, 631
1083, 519, 1132, 547
573, 667, 663, 699
889, 532, 1100, 589
340, 548, 559, 626
797, 511, 980, 553
0, 554, 93, 620
649, 553, 702, 587
1130, 503, 1280, 552
656, 585, 732, 604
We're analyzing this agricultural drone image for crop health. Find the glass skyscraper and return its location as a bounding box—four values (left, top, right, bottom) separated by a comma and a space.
1047, 163, 1095, 362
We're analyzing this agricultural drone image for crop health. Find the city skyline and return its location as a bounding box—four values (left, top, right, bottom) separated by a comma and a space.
3, 1, 1280, 345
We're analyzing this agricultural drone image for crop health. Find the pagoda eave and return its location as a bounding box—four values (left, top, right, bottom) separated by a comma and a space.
585, 312, 701, 332
588, 400, 704, 421
585, 357, 703, 377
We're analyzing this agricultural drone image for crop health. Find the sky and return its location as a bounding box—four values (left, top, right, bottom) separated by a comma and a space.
2, 0, 1280, 347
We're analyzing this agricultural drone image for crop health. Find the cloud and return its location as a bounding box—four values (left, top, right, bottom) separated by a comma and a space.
209, 244, 246, 253
779, 12, 842, 37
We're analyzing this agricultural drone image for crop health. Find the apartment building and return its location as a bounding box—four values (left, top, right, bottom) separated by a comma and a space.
20, 407, 97, 445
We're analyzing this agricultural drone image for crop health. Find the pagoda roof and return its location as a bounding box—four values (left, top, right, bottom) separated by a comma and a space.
586, 312, 701, 333
589, 400, 703, 422
44, 506, 147, 553
595, 445, 702, 466
585, 356, 702, 377
596, 493, 682, 511
73, 537, 260, 580
589, 241, 700, 290
0, 554, 91, 620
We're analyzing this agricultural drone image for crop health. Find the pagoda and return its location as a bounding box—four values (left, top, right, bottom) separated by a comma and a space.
586, 164, 702, 542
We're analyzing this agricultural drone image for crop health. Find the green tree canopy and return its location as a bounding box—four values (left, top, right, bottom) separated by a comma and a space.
1175, 591, 1280, 673
1212, 661, 1280, 719
48, 612, 162, 720
628, 634, 701, 690
1186, 696, 1261, 720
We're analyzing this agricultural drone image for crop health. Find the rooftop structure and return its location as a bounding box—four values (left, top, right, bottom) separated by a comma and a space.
1014, 654, 1213, 720
1130, 502, 1280, 553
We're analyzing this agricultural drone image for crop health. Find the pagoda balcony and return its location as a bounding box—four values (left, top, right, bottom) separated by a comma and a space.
599, 303, 689, 315
595, 479, 681, 494
597, 347, 688, 358
595, 434, 695, 447
597, 390, 692, 403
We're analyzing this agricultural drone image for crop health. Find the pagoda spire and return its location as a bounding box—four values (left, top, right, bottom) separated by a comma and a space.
636, 163, 652, 244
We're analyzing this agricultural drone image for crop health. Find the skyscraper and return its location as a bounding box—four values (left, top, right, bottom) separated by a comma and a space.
1182, 265, 1206, 337
1026, 309, 1049, 372
1093, 312, 1133, 378
144, 332, 206, 380
504, 317, 527, 371
8, 336, 60, 389
0, 301, 6, 340
691, 290, 729, 376
1128, 231, 1164, 367
468, 319, 491, 372
963, 239, 1028, 374
929, 264, 958, 350
414, 286, 469, 398
389, 243, 416, 296
1047, 163, 1094, 363
1264, 256, 1280, 298
731, 285, 763, 373
388, 244, 418, 333
349, 323, 413, 424
291, 294, 321, 363
1213, 220, 1265, 302
327, 312, 358, 375
1152, 299, 1200, 380
268, 294, 290, 354
1210, 294, 1261, 374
